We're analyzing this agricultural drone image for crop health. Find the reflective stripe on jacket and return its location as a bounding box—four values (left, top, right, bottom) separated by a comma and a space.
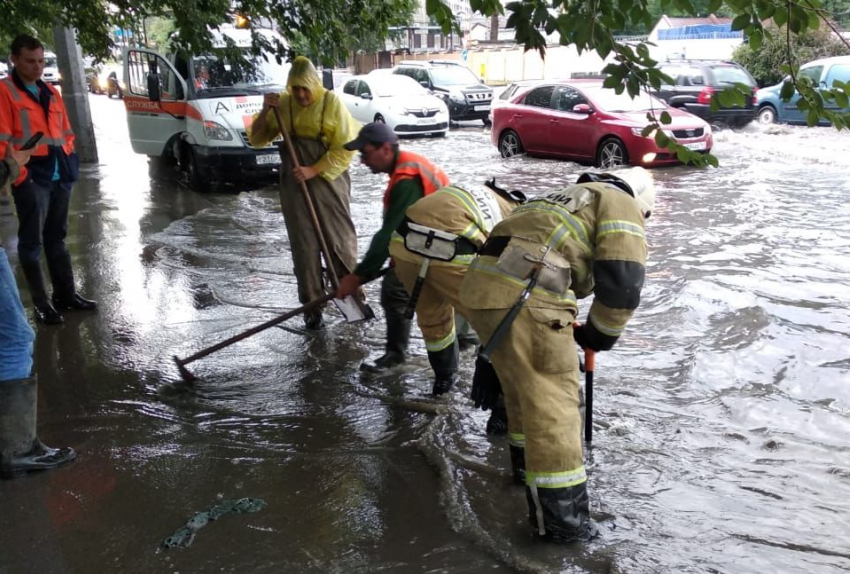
0, 72, 76, 186
383, 150, 449, 211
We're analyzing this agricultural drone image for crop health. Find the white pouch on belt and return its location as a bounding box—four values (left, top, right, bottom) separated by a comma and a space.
404, 222, 460, 262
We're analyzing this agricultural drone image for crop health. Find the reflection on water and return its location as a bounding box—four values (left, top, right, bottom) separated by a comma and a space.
2, 97, 849, 574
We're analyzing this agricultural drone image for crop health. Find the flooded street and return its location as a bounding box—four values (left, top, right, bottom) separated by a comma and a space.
1, 96, 849, 574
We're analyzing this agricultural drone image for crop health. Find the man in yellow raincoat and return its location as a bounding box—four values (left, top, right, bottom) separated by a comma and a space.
459, 167, 655, 543
249, 57, 361, 329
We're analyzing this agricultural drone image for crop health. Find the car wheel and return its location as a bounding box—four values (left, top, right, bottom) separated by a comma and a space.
757, 105, 776, 125
498, 130, 523, 158
181, 144, 209, 192
374, 114, 386, 124
597, 137, 628, 168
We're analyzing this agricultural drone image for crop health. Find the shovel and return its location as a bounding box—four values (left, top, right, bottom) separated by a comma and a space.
173, 268, 389, 384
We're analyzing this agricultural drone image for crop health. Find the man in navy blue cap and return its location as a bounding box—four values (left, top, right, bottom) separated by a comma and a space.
337, 123, 450, 377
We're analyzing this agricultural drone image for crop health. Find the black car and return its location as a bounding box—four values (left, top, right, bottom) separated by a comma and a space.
393, 60, 493, 124
651, 60, 758, 127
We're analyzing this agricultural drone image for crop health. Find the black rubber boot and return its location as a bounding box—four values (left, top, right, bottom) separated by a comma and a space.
20, 261, 63, 325
428, 340, 459, 396
0, 375, 77, 479
509, 444, 526, 485
362, 272, 412, 372
46, 251, 97, 311
526, 482, 598, 543
486, 394, 508, 435
303, 309, 325, 330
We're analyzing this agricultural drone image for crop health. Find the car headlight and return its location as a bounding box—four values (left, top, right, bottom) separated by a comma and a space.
203, 121, 233, 141
449, 93, 465, 103
632, 127, 674, 138
632, 127, 655, 138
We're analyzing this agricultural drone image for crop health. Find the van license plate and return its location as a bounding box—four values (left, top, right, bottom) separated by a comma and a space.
685, 141, 706, 151
256, 154, 281, 165
474, 105, 490, 111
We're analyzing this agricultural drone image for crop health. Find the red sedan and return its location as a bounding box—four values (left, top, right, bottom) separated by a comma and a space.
492, 80, 713, 167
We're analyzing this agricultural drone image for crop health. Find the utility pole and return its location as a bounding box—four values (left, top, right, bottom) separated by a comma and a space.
52, 27, 98, 163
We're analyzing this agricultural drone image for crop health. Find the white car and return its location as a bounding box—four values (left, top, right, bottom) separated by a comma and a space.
337, 73, 449, 137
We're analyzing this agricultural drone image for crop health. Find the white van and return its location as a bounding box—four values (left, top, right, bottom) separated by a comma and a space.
123, 27, 290, 190
42, 51, 60, 85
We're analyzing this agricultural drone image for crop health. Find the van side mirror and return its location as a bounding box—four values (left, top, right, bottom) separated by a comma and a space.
147, 72, 161, 102
419, 80, 429, 88
360, 93, 373, 100
573, 103, 594, 114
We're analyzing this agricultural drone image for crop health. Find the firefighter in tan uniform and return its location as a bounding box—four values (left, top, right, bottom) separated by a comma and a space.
388, 182, 525, 401
458, 167, 655, 543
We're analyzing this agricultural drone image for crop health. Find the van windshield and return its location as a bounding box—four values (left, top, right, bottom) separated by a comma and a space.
192, 52, 288, 94
44, 56, 57, 68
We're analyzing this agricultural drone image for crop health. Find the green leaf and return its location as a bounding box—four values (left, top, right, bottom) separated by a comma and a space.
654, 130, 670, 147
660, 111, 672, 125
748, 30, 763, 51
780, 80, 796, 101
756, 1, 775, 20
807, 108, 819, 126
603, 75, 621, 89
641, 124, 656, 138
774, 7, 788, 27
731, 13, 750, 32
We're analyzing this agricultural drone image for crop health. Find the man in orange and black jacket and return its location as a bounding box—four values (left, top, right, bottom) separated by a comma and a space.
0, 34, 96, 325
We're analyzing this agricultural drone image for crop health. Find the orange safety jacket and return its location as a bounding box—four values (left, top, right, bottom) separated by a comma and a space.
384, 150, 449, 211
0, 70, 76, 186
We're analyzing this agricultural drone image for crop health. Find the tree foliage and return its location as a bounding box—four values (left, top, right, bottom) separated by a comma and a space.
1, 0, 414, 67
733, 22, 850, 86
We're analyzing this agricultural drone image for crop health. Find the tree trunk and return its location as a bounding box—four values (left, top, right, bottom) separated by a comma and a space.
490, 14, 499, 42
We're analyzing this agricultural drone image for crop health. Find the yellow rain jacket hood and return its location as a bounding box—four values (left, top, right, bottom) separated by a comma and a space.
286, 56, 324, 99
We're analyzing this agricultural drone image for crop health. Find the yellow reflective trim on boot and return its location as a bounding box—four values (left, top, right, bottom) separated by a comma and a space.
425, 326, 456, 352
508, 433, 525, 448
526, 466, 587, 489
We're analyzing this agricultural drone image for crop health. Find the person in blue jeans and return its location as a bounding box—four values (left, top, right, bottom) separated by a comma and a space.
0, 147, 76, 478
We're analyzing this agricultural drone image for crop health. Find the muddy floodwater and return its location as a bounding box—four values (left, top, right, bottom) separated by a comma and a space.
1, 97, 849, 574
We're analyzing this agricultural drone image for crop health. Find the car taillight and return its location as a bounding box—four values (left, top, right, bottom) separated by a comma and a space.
696, 87, 714, 105
751, 87, 758, 105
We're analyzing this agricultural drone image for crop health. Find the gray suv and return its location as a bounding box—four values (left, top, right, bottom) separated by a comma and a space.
393, 60, 493, 124
651, 60, 758, 127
